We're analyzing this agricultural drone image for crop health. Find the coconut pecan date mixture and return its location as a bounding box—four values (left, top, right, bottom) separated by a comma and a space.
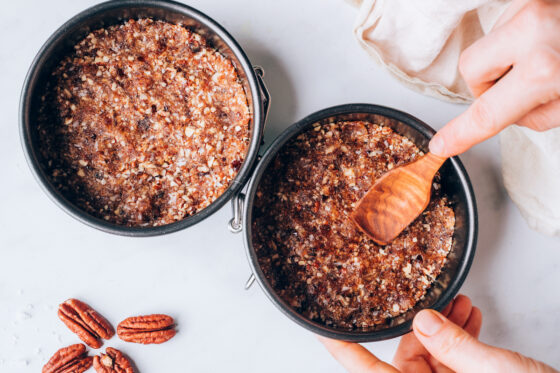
37, 19, 251, 226
252, 121, 455, 329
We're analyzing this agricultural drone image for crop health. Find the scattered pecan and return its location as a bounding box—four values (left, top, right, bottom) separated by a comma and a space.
93, 347, 134, 373
42, 343, 93, 373
117, 314, 176, 344
58, 298, 115, 348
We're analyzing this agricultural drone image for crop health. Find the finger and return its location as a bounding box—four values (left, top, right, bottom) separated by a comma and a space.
393, 296, 459, 373
440, 298, 454, 318
517, 98, 560, 131
318, 336, 400, 373
492, 0, 531, 29
459, 0, 539, 97
394, 334, 455, 373
426, 357, 455, 373
425, 295, 475, 373
414, 310, 558, 373
413, 310, 494, 371
445, 294, 472, 328
460, 24, 517, 97
430, 47, 560, 157
463, 306, 483, 338
393, 333, 431, 373
394, 357, 432, 373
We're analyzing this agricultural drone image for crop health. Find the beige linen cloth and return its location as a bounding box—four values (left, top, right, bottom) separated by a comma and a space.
351, 0, 560, 236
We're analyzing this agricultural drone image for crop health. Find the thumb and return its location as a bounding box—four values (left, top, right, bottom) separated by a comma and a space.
413, 309, 559, 373
412, 309, 493, 371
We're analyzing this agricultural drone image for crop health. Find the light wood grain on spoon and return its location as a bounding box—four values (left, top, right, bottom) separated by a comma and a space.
351, 152, 447, 245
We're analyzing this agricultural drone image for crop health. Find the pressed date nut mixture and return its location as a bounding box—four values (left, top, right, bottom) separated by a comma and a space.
37, 19, 251, 226
252, 121, 455, 329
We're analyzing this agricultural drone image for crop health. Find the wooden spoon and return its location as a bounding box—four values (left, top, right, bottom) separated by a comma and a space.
351, 152, 447, 245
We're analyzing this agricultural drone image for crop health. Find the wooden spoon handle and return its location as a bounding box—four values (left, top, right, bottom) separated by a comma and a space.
414, 152, 448, 178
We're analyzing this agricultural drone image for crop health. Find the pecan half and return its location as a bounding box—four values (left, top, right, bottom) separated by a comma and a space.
117, 314, 176, 344
58, 298, 115, 348
93, 347, 134, 373
42, 343, 93, 373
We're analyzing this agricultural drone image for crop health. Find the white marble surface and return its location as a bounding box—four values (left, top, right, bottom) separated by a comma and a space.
1, 0, 559, 371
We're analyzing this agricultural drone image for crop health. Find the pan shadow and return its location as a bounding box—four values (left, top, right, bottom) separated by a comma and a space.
241, 44, 298, 148
458, 149, 510, 333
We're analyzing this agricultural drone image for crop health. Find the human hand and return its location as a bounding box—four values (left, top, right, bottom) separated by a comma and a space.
319, 294, 557, 372
429, 0, 560, 157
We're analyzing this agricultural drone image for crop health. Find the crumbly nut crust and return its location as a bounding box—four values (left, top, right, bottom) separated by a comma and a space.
37, 18, 251, 226
252, 121, 455, 329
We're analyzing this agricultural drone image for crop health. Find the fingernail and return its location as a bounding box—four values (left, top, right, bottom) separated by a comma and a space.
415, 310, 445, 336
429, 135, 445, 155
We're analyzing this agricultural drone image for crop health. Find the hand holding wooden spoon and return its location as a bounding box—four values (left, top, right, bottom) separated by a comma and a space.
430, 0, 560, 158
353, 0, 560, 244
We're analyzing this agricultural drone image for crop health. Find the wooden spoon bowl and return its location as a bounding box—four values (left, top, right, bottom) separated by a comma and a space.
352, 153, 448, 245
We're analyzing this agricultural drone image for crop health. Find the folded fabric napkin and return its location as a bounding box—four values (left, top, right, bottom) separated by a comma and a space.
351, 0, 560, 236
